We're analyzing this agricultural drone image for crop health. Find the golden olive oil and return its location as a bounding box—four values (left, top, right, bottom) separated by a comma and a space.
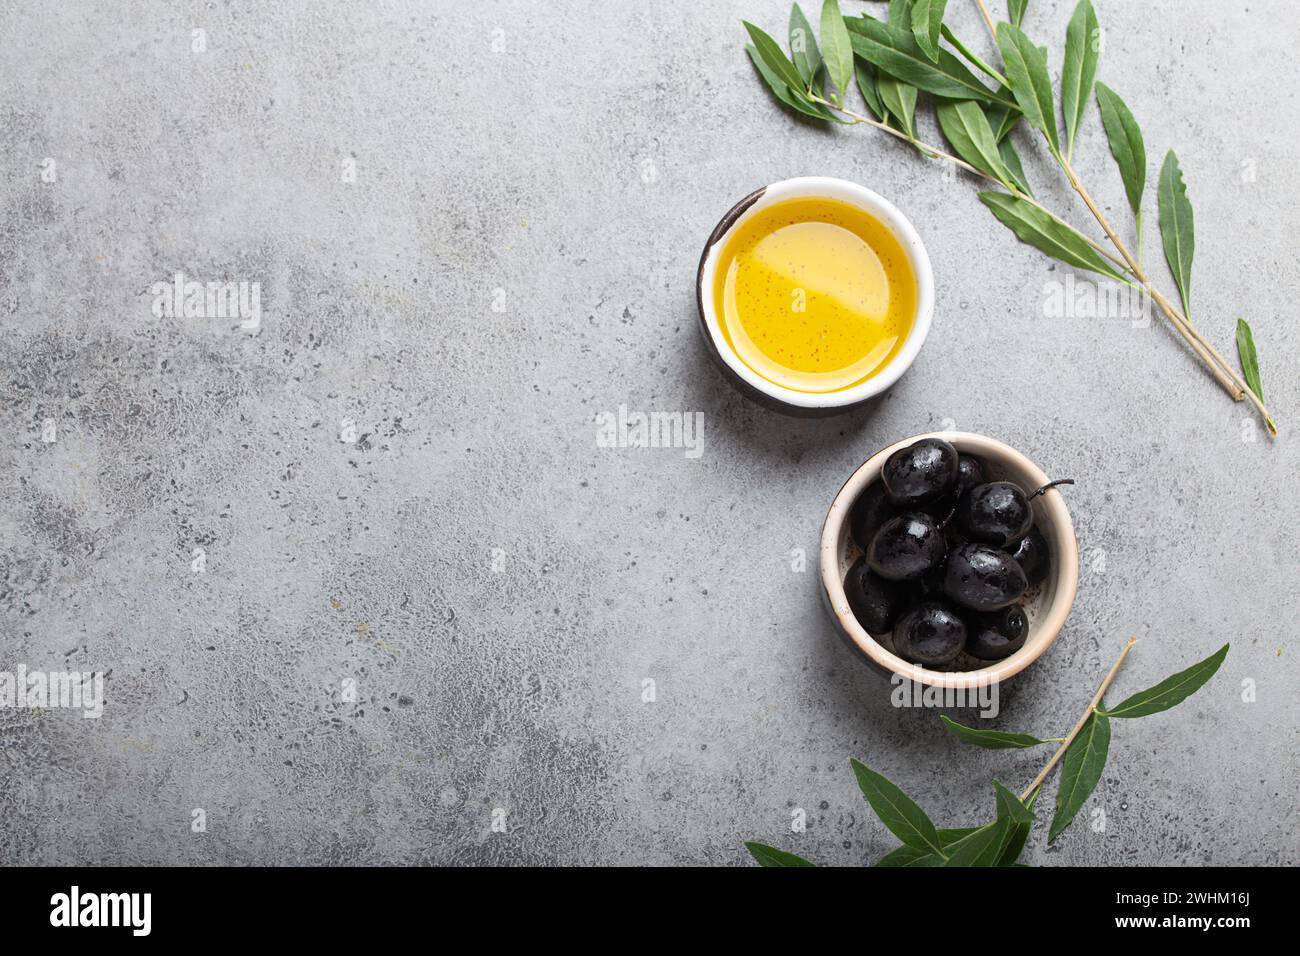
713, 196, 917, 393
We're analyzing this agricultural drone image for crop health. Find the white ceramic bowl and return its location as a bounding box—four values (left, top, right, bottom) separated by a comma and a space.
695, 176, 934, 415
820, 432, 1079, 689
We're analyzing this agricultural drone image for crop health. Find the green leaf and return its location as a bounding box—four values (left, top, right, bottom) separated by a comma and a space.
911, 0, 948, 62
1009, 0, 1029, 28
987, 108, 1022, 149
1048, 711, 1110, 842
941, 818, 1013, 866
855, 59, 887, 120
879, 75, 919, 139
979, 191, 1124, 279
876, 826, 995, 867
1095, 82, 1146, 216
939, 826, 983, 844
746, 44, 835, 122
851, 758, 946, 857
744, 20, 807, 94
1060, 0, 1100, 160
888, 0, 914, 30
1158, 150, 1195, 317
874, 844, 932, 866
940, 714, 1048, 749
819, 0, 854, 103
999, 137, 1033, 194
942, 24, 1009, 86
1236, 321, 1264, 401
993, 780, 1034, 866
996, 22, 1060, 154
789, 4, 824, 89
1099, 643, 1229, 719
846, 15, 1012, 107
876, 2, 919, 141
936, 99, 1011, 183
745, 841, 816, 867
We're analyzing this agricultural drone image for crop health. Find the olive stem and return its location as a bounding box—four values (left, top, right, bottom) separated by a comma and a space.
1019, 635, 1137, 803
806, 93, 987, 178
967, 0, 1277, 436
1055, 154, 1273, 428
973, 0, 998, 40
1028, 478, 1075, 501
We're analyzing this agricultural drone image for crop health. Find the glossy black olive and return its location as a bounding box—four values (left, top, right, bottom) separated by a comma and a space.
893, 599, 968, 666
943, 543, 1028, 611
843, 557, 909, 635
966, 605, 1029, 660
849, 481, 898, 551
881, 438, 960, 508
867, 513, 947, 582
956, 481, 1033, 547
1007, 526, 1050, 588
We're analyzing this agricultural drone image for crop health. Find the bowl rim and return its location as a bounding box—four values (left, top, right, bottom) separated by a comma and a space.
819, 431, 1079, 688
696, 175, 935, 411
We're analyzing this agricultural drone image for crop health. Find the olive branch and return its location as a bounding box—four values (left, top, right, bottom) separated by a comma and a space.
746, 638, 1228, 866
743, 0, 1275, 435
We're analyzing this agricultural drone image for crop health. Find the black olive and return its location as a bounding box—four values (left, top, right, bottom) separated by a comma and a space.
867, 513, 947, 582
954, 455, 987, 499
966, 605, 1029, 660
849, 481, 898, 551
893, 599, 968, 666
881, 438, 960, 508
956, 481, 1033, 547
944, 543, 1028, 611
843, 557, 909, 634
1007, 526, 1049, 587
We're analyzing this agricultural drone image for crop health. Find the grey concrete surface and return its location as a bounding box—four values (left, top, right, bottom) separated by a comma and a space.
1, 0, 1296, 866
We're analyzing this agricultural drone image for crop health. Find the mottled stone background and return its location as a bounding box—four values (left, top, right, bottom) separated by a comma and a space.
1, 0, 1295, 865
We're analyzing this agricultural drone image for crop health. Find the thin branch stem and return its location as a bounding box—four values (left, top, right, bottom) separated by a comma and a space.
974, 0, 998, 42
1020, 636, 1137, 803
808, 94, 983, 176
1057, 154, 1278, 434
1059, 154, 1238, 397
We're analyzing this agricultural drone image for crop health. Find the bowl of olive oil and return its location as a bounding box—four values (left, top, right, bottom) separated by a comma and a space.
696, 176, 934, 415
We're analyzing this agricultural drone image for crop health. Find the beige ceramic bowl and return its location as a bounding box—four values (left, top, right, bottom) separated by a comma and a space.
820, 432, 1078, 688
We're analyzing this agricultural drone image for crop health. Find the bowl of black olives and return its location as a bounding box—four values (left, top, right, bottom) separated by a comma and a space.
819, 433, 1078, 687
